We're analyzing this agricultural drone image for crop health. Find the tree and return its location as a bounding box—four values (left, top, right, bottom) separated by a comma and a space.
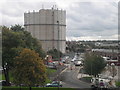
0, 26, 2, 66
12, 48, 46, 86
47, 49, 63, 60
11, 24, 24, 32
2, 25, 46, 85
2, 26, 23, 85
11, 24, 45, 57
19, 31, 46, 59
84, 52, 106, 77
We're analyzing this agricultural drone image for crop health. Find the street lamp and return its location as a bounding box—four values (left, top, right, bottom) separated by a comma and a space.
57, 20, 60, 62
57, 20, 60, 90
57, 20, 60, 51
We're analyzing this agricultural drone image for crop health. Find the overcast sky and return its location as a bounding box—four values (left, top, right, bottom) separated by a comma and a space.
0, 0, 119, 41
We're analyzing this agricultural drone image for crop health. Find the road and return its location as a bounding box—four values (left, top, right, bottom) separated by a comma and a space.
60, 58, 91, 88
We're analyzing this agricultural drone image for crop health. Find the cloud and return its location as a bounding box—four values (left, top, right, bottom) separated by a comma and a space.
66, 34, 118, 41
0, 0, 118, 40
0, 1, 56, 26
64, 2, 118, 40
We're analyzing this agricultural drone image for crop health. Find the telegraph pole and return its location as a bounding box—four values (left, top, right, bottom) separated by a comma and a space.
57, 20, 60, 90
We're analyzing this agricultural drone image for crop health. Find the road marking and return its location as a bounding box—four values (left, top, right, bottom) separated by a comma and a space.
60, 67, 68, 75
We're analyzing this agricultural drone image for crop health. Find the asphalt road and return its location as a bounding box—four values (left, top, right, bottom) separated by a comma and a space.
60, 62, 91, 88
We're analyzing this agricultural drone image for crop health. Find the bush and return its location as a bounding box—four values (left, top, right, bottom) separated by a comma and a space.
116, 81, 120, 87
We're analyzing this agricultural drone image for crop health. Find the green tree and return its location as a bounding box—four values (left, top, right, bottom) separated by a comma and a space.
47, 49, 63, 60
11, 24, 24, 32
2, 26, 23, 85
2, 25, 46, 85
11, 24, 46, 57
0, 26, 2, 66
84, 52, 106, 77
20, 31, 46, 59
12, 48, 46, 86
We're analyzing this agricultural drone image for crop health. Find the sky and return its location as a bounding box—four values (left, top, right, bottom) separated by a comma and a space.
0, 0, 119, 41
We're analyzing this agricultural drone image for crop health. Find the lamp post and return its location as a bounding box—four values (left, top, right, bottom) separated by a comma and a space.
57, 20, 60, 52
57, 20, 60, 90
57, 20, 60, 64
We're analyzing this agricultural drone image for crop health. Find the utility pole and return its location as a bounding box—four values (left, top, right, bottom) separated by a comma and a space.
57, 20, 60, 90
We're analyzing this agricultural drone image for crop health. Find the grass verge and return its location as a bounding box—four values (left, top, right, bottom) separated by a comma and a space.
46, 68, 57, 74
115, 81, 120, 87
79, 76, 92, 83
2, 87, 76, 90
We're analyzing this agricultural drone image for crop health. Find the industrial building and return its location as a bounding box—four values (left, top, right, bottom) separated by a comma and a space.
24, 8, 66, 53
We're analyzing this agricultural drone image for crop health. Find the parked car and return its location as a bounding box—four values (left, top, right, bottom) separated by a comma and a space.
74, 60, 83, 66
71, 58, 75, 62
116, 62, 120, 66
45, 81, 62, 87
61, 59, 66, 63
46, 62, 57, 69
0, 80, 11, 86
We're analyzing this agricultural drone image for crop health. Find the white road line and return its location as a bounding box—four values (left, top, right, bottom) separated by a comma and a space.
60, 67, 68, 75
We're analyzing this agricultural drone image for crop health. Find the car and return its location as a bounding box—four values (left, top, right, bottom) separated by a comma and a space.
102, 57, 110, 61
61, 59, 66, 63
65, 56, 69, 59
74, 60, 83, 66
116, 62, 120, 66
71, 58, 76, 62
46, 81, 62, 87
47, 65, 57, 69
0, 80, 11, 86
47, 62, 58, 69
